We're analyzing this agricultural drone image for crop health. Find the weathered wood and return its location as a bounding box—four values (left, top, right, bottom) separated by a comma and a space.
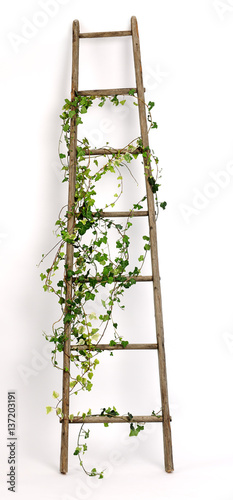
70, 343, 158, 351
73, 275, 153, 282
61, 415, 167, 424
79, 30, 132, 38
76, 87, 143, 96
83, 147, 142, 155
97, 210, 149, 217
131, 15, 174, 473
60, 19, 79, 475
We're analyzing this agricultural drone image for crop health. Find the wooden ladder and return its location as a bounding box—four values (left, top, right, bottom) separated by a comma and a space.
60, 15, 174, 475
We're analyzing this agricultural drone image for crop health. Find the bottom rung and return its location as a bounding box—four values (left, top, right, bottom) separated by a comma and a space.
60, 415, 172, 424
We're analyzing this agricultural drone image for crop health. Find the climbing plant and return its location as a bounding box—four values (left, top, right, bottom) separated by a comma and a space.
39, 90, 166, 478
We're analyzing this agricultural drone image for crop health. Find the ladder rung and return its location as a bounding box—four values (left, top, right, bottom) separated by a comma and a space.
97, 210, 148, 217
74, 275, 153, 283
70, 343, 158, 351
79, 30, 132, 39
61, 415, 167, 424
83, 148, 142, 156
76, 88, 144, 96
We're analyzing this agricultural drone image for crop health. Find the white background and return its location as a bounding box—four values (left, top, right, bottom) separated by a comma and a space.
1, 0, 233, 499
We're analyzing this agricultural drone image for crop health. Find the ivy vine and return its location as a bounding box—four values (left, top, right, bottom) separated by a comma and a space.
40, 90, 166, 478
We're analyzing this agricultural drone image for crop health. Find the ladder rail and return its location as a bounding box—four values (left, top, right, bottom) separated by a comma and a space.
60, 19, 79, 475
131, 16, 174, 473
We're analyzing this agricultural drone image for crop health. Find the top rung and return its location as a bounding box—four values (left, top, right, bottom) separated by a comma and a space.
79, 30, 132, 39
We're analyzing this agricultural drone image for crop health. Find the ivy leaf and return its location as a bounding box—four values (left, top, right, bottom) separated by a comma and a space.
52, 391, 59, 399
148, 101, 155, 111
69, 110, 76, 119
129, 423, 144, 436
109, 340, 117, 346
64, 312, 72, 323
70, 380, 77, 388
74, 447, 82, 455
46, 406, 52, 414
148, 176, 160, 193
89, 312, 97, 320
160, 202, 167, 210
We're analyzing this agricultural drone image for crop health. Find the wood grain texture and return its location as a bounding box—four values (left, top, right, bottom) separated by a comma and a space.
97, 210, 148, 217
131, 15, 174, 473
60, 19, 79, 475
79, 30, 132, 38
70, 343, 158, 351
76, 87, 142, 96
73, 275, 153, 282
61, 415, 168, 423
83, 147, 142, 155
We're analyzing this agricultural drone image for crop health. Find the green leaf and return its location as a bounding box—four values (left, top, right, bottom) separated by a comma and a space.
63, 123, 69, 132
69, 110, 76, 118
129, 423, 144, 436
89, 312, 97, 320
40, 273, 46, 281
121, 340, 129, 349
74, 447, 82, 455
46, 406, 52, 414
148, 176, 160, 193
144, 243, 151, 251
64, 313, 72, 324
109, 340, 116, 346
70, 380, 77, 388
148, 101, 155, 111
52, 391, 59, 399
59, 153, 66, 159
120, 99, 126, 105
160, 202, 167, 210
81, 106, 87, 114
86, 381, 93, 391
85, 291, 95, 301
